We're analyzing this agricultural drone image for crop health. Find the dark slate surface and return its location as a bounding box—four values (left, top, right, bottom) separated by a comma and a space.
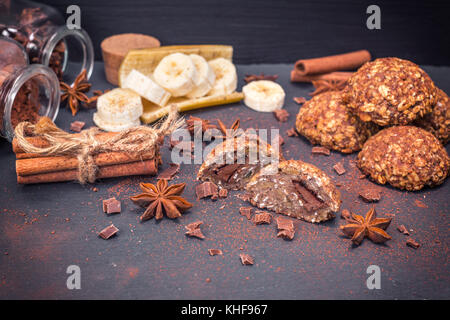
0, 62, 449, 299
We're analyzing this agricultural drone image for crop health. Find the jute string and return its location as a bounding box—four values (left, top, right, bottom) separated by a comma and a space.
14, 106, 183, 184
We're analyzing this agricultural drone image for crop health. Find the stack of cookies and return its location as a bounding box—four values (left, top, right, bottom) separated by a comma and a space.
295, 57, 449, 191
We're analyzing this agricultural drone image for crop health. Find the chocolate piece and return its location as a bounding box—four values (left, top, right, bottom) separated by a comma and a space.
244, 73, 278, 83
397, 225, 410, 235
239, 207, 253, 220
359, 187, 381, 202
196, 182, 218, 199
406, 238, 420, 249
99, 224, 119, 239
253, 212, 272, 225
358, 126, 449, 191
70, 121, 85, 132
239, 253, 254, 265
277, 229, 295, 240
273, 109, 290, 122
208, 249, 223, 256
276, 217, 294, 232
341, 209, 352, 220
185, 221, 205, 239
311, 146, 330, 156
293, 97, 307, 105
245, 160, 341, 223
343, 57, 437, 126
333, 162, 346, 175
218, 189, 228, 198
197, 131, 283, 190
286, 128, 299, 137
157, 163, 180, 180
102, 197, 121, 214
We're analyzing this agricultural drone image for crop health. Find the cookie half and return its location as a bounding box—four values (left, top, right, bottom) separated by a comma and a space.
245, 160, 341, 223
295, 91, 378, 153
342, 57, 437, 126
358, 126, 449, 191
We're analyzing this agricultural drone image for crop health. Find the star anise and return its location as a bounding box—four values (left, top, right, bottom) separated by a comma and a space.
130, 179, 193, 221
60, 69, 91, 116
185, 116, 217, 137
340, 206, 392, 245
309, 79, 347, 96
217, 118, 242, 140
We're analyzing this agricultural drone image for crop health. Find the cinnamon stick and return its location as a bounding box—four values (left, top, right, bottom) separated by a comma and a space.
17, 159, 158, 184
290, 71, 353, 83
294, 50, 371, 75
16, 151, 156, 176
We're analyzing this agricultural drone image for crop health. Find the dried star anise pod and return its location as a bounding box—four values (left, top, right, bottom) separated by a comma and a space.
244, 73, 279, 83
340, 206, 392, 245
309, 79, 347, 96
130, 179, 193, 221
217, 118, 242, 140
60, 69, 91, 116
185, 116, 217, 137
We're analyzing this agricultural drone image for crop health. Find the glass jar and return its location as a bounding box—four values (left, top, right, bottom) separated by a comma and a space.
0, 37, 60, 142
0, 0, 94, 84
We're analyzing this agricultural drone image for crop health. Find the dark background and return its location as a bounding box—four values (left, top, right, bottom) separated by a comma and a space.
39, 0, 450, 65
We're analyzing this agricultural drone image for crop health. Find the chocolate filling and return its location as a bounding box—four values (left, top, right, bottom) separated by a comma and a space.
215, 163, 242, 182
292, 180, 325, 212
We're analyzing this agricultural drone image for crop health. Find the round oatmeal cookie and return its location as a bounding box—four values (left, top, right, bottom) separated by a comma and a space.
342, 57, 437, 126
414, 88, 450, 145
357, 126, 449, 191
295, 91, 378, 153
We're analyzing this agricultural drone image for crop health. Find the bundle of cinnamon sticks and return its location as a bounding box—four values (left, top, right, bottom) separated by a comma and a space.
12, 131, 160, 184
290, 50, 371, 83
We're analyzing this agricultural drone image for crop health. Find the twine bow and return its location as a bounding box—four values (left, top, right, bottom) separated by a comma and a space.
14, 106, 183, 184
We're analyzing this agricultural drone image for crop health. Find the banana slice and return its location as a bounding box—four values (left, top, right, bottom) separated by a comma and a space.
187, 54, 216, 99
93, 88, 143, 132
153, 53, 197, 97
122, 69, 171, 106
242, 80, 285, 112
208, 58, 237, 96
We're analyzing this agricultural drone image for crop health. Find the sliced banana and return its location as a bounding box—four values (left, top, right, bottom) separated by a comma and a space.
122, 69, 171, 106
208, 58, 237, 96
187, 54, 216, 99
153, 53, 197, 97
242, 80, 285, 112
94, 88, 143, 132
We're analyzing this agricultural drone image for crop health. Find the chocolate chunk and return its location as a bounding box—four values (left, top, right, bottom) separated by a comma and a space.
273, 109, 290, 122
341, 209, 352, 220
397, 225, 410, 235
196, 182, 218, 199
293, 97, 307, 105
286, 128, 299, 137
276, 217, 294, 232
311, 146, 330, 156
239, 253, 254, 265
70, 121, 85, 132
102, 197, 121, 214
216, 164, 242, 182
253, 212, 272, 225
333, 162, 346, 175
239, 207, 253, 220
293, 180, 325, 211
99, 224, 119, 239
208, 249, 223, 256
185, 221, 205, 239
406, 238, 420, 249
237, 193, 250, 202
277, 229, 295, 240
157, 163, 180, 180
218, 189, 228, 198
359, 187, 382, 202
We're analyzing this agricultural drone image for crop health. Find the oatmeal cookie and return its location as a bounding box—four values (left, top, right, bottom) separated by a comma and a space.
295, 91, 378, 153
414, 88, 449, 144
245, 160, 341, 223
342, 57, 437, 126
197, 131, 284, 190
358, 126, 449, 191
